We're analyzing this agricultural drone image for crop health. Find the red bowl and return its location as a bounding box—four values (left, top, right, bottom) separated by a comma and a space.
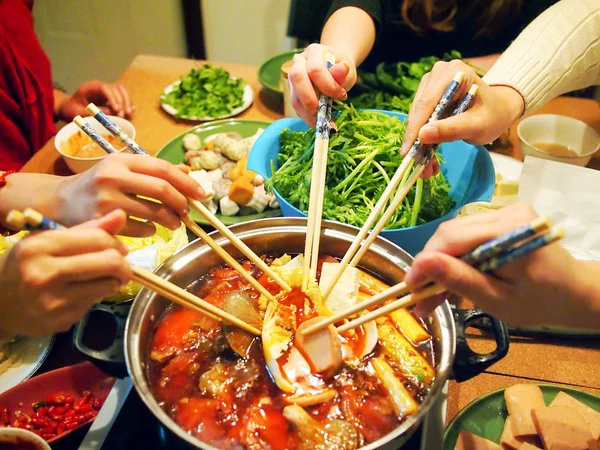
0, 361, 115, 444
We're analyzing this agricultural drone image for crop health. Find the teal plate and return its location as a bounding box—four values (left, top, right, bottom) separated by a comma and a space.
443, 384, 600, 448
258, 48, 304, 94
155, 119, 282, 226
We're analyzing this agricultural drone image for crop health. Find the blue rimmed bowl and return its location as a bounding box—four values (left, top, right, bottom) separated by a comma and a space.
247, 110, 495, 255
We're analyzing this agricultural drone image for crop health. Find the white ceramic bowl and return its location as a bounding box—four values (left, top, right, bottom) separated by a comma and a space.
517, 114, 600, 166
0, 427, 51, 450
54, 116, 135, 174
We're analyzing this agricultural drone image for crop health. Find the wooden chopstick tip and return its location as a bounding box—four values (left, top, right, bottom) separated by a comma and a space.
5, 210, 26, 230
453, 71, 465, 84
467, 84, 479, 96
73, 115, 86, 128
85, 103, 101, 116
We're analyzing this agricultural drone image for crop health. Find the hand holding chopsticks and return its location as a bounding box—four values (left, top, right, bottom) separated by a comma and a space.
74, 106, 291, 299
302, 216, 564, 336
322, 72, 472, 300
302, 52, 336, 291
5, 209, 261, 336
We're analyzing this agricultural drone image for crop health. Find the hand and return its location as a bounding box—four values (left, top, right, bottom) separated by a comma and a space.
57, 80, 134, 121
0, 210, 132, 335
56, 153, 205, 237
401, 60, 525, 178
404, 203, 600, 329
288, 43, 357, 127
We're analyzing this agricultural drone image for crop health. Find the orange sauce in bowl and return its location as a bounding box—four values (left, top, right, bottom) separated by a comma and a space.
532, 142, 579, 158
62, 131, 122, 158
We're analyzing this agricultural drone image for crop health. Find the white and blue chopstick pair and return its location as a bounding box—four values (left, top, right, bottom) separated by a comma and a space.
302, 216, 564, 335
4, 208, 262, 336
72, 105, 292, 299
302, 52, 336, 290
322, 73, 478, 300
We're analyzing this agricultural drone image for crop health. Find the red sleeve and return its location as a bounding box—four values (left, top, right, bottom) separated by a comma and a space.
0, 0, 56, 171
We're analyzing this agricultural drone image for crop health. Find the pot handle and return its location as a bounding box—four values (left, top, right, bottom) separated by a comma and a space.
452, 308, 509, 382
72, 302, 131, 379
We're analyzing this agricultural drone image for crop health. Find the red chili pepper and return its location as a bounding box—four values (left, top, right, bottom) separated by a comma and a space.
35, 407, 47, 418
83, 411, 96, 421
92, 398, 104, 410
64, 394, 75, 405
78, 403, 92, 413
50, 414, 63, 422
56, 424, 66, 435
46, 406, 56, 415
73, 414, 86, 423
45, 392, 68, 405
64, 410, 75, 419
39, 426, 55, 435
64, 420, 79, 430
42, 433, 56, 440
31, 417, 50, 428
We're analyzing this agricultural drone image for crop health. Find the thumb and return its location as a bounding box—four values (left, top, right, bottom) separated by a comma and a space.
329, 62, 351, 91
418, 113, 478, 145
406, 252, 505, 304
75, 209, 128, 236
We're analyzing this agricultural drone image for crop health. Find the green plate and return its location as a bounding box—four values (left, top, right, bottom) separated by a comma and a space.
443, 384, 600, 449
155, 119, 282, 226
258, 48, 304, 94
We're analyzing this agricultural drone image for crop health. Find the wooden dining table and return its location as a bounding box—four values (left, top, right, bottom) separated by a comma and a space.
22, 54, 600, 442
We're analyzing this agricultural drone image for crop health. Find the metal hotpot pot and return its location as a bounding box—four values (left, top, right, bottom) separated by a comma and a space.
76, 218, 509, 449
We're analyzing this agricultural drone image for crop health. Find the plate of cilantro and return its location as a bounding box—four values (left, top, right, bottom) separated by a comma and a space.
161, 64, 254, 121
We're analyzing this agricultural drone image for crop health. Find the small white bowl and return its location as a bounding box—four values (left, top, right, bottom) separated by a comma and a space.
0, 427, 51, 450
54, 116, 135, 174
517, 114, 600, 167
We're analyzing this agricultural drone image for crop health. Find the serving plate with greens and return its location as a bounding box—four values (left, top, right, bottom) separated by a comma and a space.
160, 64, 254, 121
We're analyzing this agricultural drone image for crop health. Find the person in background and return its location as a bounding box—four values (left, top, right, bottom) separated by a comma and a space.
288, 0, 558, 127
403, 0, 600, 329
0, 0, 134, 171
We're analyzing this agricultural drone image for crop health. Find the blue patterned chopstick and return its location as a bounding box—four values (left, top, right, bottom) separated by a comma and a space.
73, 116, 118, 154
462, 216, 551, 266
85, 103, 148, 156
407, 72, 465, 164
314, 58, 335, 140
477, 227, 564, 272
23, 208, 66, 231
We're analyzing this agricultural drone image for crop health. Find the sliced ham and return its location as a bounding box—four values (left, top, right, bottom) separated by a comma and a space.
501, 416, 543, 450
550, 391, 600, 441
532, 405, 596, 450
505, 384, 546, 436
454, 429, 502, 450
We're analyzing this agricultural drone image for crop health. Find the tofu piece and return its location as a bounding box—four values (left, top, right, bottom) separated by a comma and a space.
454, 429, 502, 450
550, 392, 600, 441
532, 405, 596, 450
519, 443, 542, 450
219, 196, 239, 216
505, 384, 546, 437
189, 169, 215, 201
318, 262, 360, 314
501, 416, 542, 450
282, 255, 304, 270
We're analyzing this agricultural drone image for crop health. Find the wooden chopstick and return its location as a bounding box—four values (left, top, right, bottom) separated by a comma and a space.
73, 113, 290, 296
336, 226, 564, 333
302, 215, 551, 336
321, 72, 467, 300
302, 53, 336, 291
7, 209, 261, 335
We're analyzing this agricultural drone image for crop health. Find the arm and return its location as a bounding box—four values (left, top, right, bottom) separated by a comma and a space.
288, 4, 378, 127
483, 0, 600, 115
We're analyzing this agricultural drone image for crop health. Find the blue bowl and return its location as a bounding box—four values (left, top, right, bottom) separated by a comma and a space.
248, 111, 495, 255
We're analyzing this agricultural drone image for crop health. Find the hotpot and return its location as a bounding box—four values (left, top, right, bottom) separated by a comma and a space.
75, 217, 509, 449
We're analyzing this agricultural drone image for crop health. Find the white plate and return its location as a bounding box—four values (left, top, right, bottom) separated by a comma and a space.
160, 80, 254, 121
489, 152, 523, 181
0, 335, 54, 394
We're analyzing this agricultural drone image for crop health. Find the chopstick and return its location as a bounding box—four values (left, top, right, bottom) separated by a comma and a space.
301, 215, 551, 335
337, 225, 564, 333
72, 113, 290, 298
6, 209, 261, 336
302, 53, 336, 291
321, 72, 467, 300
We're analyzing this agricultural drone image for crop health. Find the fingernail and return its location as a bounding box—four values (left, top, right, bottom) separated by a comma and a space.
341, 90, 348, 100
197, 187, 206, 199
342, 62, 350, 71
329, 122, 338, 137
404, 267, 427, 288
181, 207, 189, 217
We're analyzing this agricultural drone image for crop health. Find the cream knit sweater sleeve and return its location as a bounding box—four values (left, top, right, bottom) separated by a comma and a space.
483, 0, 600, 115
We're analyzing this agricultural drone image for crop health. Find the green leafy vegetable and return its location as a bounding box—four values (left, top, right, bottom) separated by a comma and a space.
161, 64, 246, 118
345, 50, 484, 112
267, 105, 455, 229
